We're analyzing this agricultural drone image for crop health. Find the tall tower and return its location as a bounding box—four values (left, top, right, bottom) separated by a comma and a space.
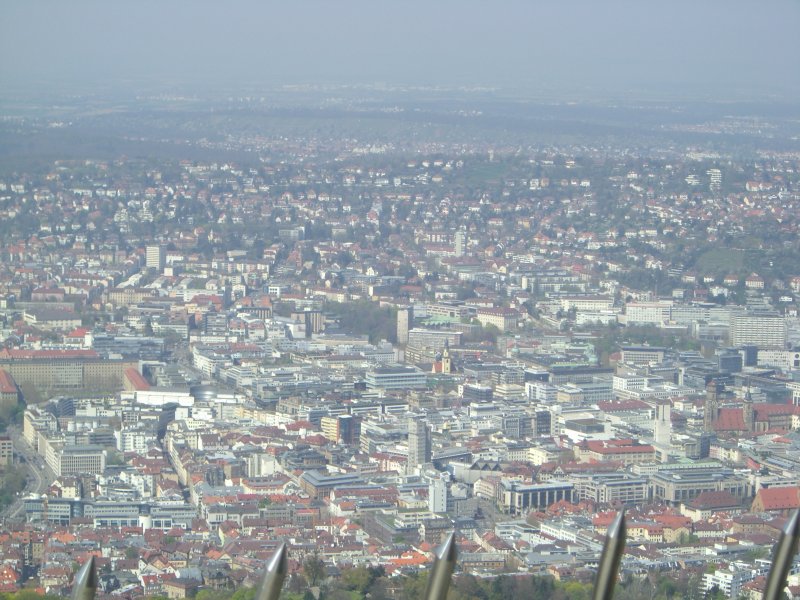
654, 401, 671, 447
397, 306, 413, 345
704, 380, 722, 434
407, 416, 431, 475
428, 471, 449, 514
441, 342, 452, 375
743, 380, 755, 433
146, 244, 165, 270
454, 229, 466, 258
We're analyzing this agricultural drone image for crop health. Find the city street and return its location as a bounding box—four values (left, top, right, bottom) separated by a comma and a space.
3, 425, 53, 521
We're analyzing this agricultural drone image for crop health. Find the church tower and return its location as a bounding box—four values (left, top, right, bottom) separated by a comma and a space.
743, 379, 755, 433
441, 341, 452, 375
704, 380, 722, 434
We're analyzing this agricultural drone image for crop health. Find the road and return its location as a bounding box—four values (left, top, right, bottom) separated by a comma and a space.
3, 425, 53, 521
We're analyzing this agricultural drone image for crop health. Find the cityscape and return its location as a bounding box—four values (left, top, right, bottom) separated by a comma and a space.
1, 2, 800, 600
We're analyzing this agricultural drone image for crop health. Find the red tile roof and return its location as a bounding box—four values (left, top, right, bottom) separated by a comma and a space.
686, 490, 742, 510
0, 370, 18, 395
754, 486, 800, 511
124, 368, 150, 391
0, 348, 98, 360
714, 407, 745, 432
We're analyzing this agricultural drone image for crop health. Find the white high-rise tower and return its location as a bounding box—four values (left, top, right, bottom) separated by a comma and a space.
654, 401, 671, 447
407, 416, 431, 475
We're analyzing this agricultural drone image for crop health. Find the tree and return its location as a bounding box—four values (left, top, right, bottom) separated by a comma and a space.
302, 552, 326, 587
341, 566, 374, 594
196, 590, 230, 600
402, 571, 428, 600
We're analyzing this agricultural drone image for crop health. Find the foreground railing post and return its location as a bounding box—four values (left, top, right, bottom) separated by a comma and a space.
763, 509, 800, 600
256, 543, 289, 600
591, 511, 626, 600
424, 532, 457, 600
72, 556, 97, 600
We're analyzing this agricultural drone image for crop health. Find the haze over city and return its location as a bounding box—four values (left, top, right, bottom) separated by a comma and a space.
1, 3, 800, 600
2, 0, 800, 99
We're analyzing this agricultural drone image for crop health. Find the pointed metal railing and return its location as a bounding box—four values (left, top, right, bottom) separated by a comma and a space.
763, 509, 800, 600
592, 510, 626, 600
256, 543, 289, 600
69, 509, 800, 600
72, 556, 97, 600
425, 532, 458, 600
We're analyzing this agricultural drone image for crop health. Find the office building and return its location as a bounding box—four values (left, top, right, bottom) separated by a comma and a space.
145, 245, 165, 270
649, 466, 749, 504
0, 436, 12, 466
407, 416, 432, 474
407, 328, 461, 352
730, 313, 787, 349
428, 471, 449, 514
500, 480, 574, 515
454, 229, 466, 257
49, 444, 106, 477
365, 365, 427, 390
397, 306, 413, 345
654, 401, 671, 447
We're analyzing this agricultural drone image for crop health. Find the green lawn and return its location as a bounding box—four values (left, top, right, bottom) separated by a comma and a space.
694, 247, 746, 274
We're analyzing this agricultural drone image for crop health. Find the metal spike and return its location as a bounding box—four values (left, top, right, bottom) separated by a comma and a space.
72, 556, 97, 600
255, 543, 289, 600
764, 509, 800, 600
425, 532, 457, 600
592, 511, 626, 600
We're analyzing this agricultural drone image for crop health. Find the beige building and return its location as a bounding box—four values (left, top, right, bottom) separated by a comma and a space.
476, 307, 520, 331
0, 436, 12, 466
0, 369, 21, 410
47, 444, 106, 477
23, 309, 82, 332
576, 439, 656, 466
0, 349, 136, 403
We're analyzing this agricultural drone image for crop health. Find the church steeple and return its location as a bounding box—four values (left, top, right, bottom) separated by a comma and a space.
441, 340, 451, 375
704, 380, 722, 434
743, 378, 755, 433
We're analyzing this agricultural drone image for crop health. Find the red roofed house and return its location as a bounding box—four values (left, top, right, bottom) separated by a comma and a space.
576, 439, 655, 466
123, 368, 151, 392
682, 490, 743, 521
0, 369, 21, 409
745, 273, 765, 290
751, 486, 800, 515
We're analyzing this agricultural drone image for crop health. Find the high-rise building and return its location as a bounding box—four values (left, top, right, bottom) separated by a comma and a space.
407, 416, 431, 475
454, 229, 466, 257
320, 414, 361, 445
707, 168, 722, 192
654, 401, 671, 447
428, 471, 449, 514
397, 306, 413, 345
145, 245, 165, 270
203, 311, 228, 336
730, 313, 787, 349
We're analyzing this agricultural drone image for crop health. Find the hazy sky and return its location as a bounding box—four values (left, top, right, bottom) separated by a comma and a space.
2, 0, 799, 99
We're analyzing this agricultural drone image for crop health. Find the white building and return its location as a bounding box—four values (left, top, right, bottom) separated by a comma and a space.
730, 313, 787, 349
366, 365, 427, 390
623, 301, 672, 326
703, 564, 763, 599
145, 245, 165, 270
428, 471, 449, 514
